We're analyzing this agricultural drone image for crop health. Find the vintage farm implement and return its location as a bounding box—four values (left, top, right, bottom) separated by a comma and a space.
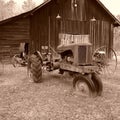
28, 41, 117, 97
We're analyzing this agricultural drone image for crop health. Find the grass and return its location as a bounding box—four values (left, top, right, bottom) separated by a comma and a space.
0, 64, 120, 120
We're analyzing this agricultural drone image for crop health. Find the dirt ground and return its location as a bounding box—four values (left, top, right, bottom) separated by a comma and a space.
0, 63, 120, 120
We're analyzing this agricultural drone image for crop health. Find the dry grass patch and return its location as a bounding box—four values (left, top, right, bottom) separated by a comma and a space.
0, 64, 120, 120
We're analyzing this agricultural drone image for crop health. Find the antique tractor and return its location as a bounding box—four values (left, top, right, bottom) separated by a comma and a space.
28, 43, 117, 97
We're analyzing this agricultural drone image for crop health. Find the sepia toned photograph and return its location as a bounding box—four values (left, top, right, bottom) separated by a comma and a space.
0, 0, 120, 119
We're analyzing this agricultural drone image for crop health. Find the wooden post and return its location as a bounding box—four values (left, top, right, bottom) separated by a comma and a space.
48, 16, 51, 54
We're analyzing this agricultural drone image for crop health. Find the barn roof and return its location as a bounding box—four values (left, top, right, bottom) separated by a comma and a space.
96, 0, 120, 26
0, 0, 120, 26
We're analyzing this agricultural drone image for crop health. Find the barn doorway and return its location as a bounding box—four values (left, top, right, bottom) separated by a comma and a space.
19, 43, 29, 56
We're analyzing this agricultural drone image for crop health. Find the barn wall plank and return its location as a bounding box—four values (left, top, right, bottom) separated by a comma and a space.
0, 18, 30, 59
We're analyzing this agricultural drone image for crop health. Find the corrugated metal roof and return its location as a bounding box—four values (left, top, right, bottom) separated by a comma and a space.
0, 0, 120, 26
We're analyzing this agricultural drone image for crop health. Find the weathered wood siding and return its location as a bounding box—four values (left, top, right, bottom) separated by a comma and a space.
0, 0, 116, 62
71, 0, 86, 20
0, 18, 30, 56
70, 0, 113, 22
30, 6, 49, 53
58, 20, 112, 50
90, 21, 112, 50
59, 20, 90, 34
29, 0, 73, 53
85, 0, 113, 22
29, 0, 114, 53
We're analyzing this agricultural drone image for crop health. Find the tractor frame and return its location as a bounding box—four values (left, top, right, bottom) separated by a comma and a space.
28, 42, 107, 97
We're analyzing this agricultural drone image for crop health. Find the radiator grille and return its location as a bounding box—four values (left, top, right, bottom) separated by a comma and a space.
78, 45, 92, 65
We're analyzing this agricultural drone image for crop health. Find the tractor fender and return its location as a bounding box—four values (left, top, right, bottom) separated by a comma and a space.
91, 72, 103, 96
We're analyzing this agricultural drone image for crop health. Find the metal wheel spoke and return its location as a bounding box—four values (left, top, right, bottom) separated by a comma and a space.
93, 46, 117, 77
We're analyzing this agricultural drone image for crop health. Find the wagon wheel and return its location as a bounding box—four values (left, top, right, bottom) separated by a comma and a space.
93, 46, 117, 76
73, 74, 96, 97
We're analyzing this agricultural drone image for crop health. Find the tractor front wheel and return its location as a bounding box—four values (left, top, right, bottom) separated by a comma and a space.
73, 74, 96, 97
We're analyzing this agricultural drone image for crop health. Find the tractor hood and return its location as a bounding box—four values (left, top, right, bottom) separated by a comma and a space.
57, 43, 92, 54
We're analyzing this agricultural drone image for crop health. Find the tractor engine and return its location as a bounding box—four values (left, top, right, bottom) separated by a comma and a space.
57, 43, 92, 66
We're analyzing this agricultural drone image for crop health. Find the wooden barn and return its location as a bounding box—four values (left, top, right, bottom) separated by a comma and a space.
0, 0, 120, 60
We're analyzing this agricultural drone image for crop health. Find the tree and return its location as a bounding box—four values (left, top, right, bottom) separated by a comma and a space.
22, 0, 36, 12
5, 0, 16, 18
0, 0, 16, 21
0, 0, 5, 20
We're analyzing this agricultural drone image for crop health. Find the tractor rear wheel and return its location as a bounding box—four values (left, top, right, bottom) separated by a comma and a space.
91, 73, 103, 96
29, 54, 42, 83
73, 74, 96, 97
